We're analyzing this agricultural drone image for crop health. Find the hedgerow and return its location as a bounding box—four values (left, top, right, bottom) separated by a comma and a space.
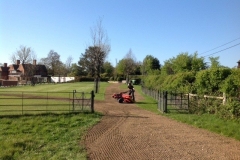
141, 67, 240, 119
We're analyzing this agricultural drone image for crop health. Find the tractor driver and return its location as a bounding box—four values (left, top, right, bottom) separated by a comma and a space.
128, 81, 134, 96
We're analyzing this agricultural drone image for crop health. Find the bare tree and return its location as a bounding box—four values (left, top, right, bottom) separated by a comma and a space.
10, 45, 37, 64
90, 18, 111, 93
40, 50, 63, 76
65, 56, 73, 75
124, 49, 137, 82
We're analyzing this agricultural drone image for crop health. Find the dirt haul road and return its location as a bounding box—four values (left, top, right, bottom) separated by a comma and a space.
84, 83, 240, 160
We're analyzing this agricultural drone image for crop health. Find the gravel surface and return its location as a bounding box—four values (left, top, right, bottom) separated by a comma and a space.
84, 83, 240, 160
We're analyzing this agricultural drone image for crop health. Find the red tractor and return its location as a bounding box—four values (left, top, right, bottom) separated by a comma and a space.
112, 91, 135, 103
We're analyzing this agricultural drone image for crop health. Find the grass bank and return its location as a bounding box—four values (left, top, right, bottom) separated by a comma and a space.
133, 85, 240, 141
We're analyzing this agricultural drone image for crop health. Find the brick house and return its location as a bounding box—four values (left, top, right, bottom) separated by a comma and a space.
0, 63, 10, 80
0, 60, 48, 86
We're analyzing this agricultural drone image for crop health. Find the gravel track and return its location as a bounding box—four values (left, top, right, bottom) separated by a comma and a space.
84, 83, 240, 160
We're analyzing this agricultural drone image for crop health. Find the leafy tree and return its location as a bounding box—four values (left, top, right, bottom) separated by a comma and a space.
191, 52, 207, 71
102, 61, 114, 77
78, 51, 92, 76
161, 59, 174, 76
142, 55, 160, 75
134, 61, 142, 75
161, 52, 207, 75
115, 49, 137, 81
221, 68, 240, 97
195, 68, 232, 95
40, 50, 64, 76
209, 56, 220, 68
115, 59, 127, 76
10, 45, 37, 64
78, 46, 105, 79
68, 63, 83, 76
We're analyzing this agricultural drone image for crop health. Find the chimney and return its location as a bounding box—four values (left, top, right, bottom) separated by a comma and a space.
4, 63, 7, 67
33, 59, 36, 65
237, 60, 240, 69
17, 60, 20, 65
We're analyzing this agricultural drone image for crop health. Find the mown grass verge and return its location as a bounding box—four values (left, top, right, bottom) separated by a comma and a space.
133, 85, 240, 141
0, 113, 102, 160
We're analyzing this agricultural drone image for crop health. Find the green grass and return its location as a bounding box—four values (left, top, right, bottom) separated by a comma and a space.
0, 82, 109, 159
0, 82, 109, 101
0, 113, 102, 160
134, 85, 240, 141
0, 82, 109, 115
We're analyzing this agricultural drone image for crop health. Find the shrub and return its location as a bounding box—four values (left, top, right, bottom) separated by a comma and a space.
195, 68, 231, 95
221, 69, 240, 97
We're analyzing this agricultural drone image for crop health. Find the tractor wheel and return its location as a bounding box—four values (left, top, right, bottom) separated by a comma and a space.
118, 98, 124, 103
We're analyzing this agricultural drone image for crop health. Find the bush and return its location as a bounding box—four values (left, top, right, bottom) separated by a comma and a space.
195, 68, 231, 95
221, 69, 240, 97
217, 100, 240, 119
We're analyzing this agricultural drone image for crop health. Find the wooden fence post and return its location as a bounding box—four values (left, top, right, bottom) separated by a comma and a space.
91, 90, 95, 113
223, 92, 226, 105
164, 91, 168, 113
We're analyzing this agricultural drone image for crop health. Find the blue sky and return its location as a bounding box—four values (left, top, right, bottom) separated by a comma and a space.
1, 0, 240, 68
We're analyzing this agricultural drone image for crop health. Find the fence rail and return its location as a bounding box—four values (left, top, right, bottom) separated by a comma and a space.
141, 86, 234, 114
0, 90, 94, 115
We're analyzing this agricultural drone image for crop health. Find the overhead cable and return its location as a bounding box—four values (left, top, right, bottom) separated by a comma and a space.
199, 37, 240, 55
203, 42, 240, 58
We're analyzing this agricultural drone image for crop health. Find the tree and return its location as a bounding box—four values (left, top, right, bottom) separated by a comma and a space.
65, 56, 73, 74
68, 63, 82, 76
102, 61, 114, 77
40, 50, 64, 76
115, 49, 137, 81
209, 56, 220, 68
142, 55, 161, 75
161, 52, 207, 75
10, 45, 37, 64
88, 18, 111, 93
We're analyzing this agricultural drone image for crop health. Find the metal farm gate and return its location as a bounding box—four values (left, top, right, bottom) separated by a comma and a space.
72, 90, 94, 113
142, 87, 189, 113
158, 91, 189, 113
0, 90, 94, 115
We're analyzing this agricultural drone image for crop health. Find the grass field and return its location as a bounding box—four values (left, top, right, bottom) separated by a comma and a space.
0, 82, 109, 100
0, 82, 108, 160
0, 82, 109, 115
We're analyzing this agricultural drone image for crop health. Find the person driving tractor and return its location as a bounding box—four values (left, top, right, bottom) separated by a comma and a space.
128, 81, 135, 101
111, 80, 135, 103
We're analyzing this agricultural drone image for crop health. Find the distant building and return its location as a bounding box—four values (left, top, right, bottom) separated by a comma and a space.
237, 60, 240, 69
0, 63, 10, 80
0, 60, 48, 86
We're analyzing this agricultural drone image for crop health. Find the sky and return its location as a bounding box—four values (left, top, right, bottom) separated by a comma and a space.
1, 0, 240, 68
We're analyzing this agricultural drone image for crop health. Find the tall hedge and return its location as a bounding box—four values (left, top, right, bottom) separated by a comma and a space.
194, 68, 232, 95
221, 69, 240, 97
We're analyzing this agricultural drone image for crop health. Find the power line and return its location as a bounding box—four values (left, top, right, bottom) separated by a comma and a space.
199, 37, 240, 55
203, 42, 240, 58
